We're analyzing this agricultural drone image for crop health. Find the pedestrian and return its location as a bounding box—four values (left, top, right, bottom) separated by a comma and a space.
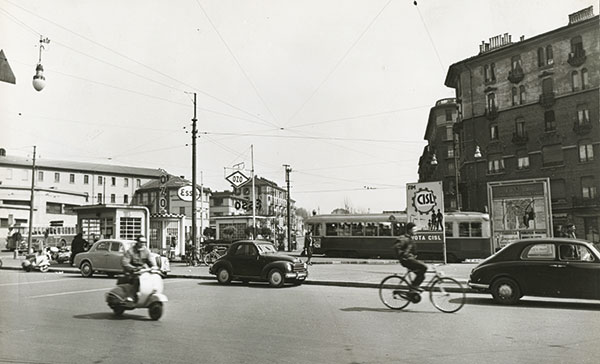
70, 232, 88, 266
304, 230, 313, 265
565, 224, 577, 239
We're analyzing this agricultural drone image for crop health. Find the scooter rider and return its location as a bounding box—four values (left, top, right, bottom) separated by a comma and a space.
121, 235, 157, 302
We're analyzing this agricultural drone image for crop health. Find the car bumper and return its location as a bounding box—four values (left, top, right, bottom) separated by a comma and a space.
468, 281, 489, 290
285, 271, 308, 279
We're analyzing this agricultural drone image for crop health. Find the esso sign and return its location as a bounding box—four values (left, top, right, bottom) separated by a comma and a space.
177, 185, 201, 201
412, 188, 437, 215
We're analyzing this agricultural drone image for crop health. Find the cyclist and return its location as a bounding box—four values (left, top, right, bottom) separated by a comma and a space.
394, 222, 427, 292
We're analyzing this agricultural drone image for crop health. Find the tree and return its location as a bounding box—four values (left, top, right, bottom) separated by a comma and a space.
331, 208, 350, 215
296, 207, 309, 220
259, 226, 272, 239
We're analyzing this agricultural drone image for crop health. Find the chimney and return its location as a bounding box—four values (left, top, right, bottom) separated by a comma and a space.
520, 35, 525, 41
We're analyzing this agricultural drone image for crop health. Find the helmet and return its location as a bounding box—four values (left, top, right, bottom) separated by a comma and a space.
136, 235, 147, 244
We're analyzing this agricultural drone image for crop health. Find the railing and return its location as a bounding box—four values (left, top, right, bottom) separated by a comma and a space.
484, 105, 498, 120
539, 92, 555, 108
572, 196, 600, 208
508, 68, 524, 84
512, 131, 529, 145
573, 120, 592, 135
568, 49, 586, 67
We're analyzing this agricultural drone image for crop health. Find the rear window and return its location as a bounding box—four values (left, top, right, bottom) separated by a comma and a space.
521, 243, 555, 260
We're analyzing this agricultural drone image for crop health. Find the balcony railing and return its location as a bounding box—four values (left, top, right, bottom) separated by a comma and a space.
572, 196, 600, 208
573, 119, 593, 135
508, 67, 524, 84
568, 49, 586, 67
539, 92, 555, 108
512, 131, 529, 145
484, 105, 499, 120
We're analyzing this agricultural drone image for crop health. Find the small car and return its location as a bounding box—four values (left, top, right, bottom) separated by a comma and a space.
73, 239, 170, 278
469, 238, 600, 304
209, 240, 308, 287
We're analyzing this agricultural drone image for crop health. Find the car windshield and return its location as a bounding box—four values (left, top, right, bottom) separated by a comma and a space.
256, 243, 277, 254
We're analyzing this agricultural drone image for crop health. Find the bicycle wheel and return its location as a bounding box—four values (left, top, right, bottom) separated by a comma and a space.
429, 277, 466, 313
379, 275, 411, 310
203, 252, 216, 265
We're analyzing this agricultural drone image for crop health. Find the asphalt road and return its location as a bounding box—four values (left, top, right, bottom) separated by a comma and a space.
1, 270, 600, 364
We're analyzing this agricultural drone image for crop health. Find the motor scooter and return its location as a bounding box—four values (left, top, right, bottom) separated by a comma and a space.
105, 268, 168, 320
22, 250, 51, 272
48, 246, 71, 264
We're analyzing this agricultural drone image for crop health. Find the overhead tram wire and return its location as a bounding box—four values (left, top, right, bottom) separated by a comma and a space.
284, 0, 394, 126
1, 0, 273, 128
413, 2, 446, 72
198, 131, 423, 144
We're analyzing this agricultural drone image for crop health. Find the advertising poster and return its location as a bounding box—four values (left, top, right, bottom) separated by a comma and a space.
406, 181, 446, 262
488, 178, 553, 251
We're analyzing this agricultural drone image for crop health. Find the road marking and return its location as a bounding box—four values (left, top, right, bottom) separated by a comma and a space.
0, 278, 75, 287
27, 279, 189, 299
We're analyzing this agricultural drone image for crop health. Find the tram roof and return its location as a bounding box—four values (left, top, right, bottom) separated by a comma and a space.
305, 211, 489, 223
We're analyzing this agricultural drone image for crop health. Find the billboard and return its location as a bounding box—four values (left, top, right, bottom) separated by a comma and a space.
487, 178, 553, 251
406, 181, 446, 262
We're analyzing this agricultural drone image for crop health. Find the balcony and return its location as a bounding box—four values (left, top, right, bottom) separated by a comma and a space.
573, 119, 592, 135
484, 105, 499, 120
539, 92, 555, 108
568, 49, 586, 67
512, 131, 529, 145
507, 67, 524, 84
572, 196, 600, 208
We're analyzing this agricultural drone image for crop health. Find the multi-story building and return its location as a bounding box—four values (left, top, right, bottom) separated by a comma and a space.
436, 7, 599, 242
418, 98, 460, 211
0, 148, 162, 244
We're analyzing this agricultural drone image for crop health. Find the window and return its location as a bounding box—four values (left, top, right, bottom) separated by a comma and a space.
119, 217, 142, 240
542, 78, 553, 94
326, 223, 339, 236
521, 244, 555, 260
537, 47, 545, 67
70, 174, 75, 183
511, 55, 522, 72
582, 176, 597, 199
46, 202, 61, 214
577, 106, 590, 125
98, 176, 103, 185
550, 179, 566, 202
517, 156, 530, 170
458, 222, 482, 237
490, 124, 499, 140
544, 110, 556, 131
365, 223, 377, 236
96, 241, 110, 251
97, 193, 103, 204
378, 222, 392, 236
519, 85, 525, 104
179, 207, 185, 215
124, 178, 129, 187
583, 217, 599, 243
579, 141, 594, 162
546, 45, 553, 64
559, 244, 594, 262
515, 118, 526, 137
445, 109, 453, 121
136, 179, 141, 187
84, 175, 89, 184
110, 194, 116, 203
111, 177, 116, 186
542, 144, 563, 166
351, 223, 364, 236
447, 162, 455, 174
581, 68, 588, 89
488, 157, 505, 174
124, 194, 129, 204
54, 172, 60, 183
486, 93, 496, 111
447, 144, 454, 158
571, 36, 584, 57
445, 126, 453, 141
490, 63, 496, 81
110, 242, 122, 252
38, 171, 44, 181
572, 71, 580, 91
512, 87, 518, 106
84, 192, 89, 203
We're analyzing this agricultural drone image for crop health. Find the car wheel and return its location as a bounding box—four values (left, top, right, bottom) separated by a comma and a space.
80, 261, 94, 278
216, 267, 231, 284
491, 277, 521, 305
268, 269, 285, 288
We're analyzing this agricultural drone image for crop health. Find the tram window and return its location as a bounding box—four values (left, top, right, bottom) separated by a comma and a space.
459, 223, 470, 237
379, 222, 392, 236
339, 223, 352, 236
392, 222, 405, 236
445, 222, 453, 237
315, 224, 322, 236
326, 223, 338, 236
365, 223, 377, 236
471, 223, 482, 237
351, 223, 364, 236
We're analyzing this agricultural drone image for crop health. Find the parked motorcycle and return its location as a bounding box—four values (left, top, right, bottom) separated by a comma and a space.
22, 250, 51, 272
48, 246, 71, 264
105, 268, 168, 320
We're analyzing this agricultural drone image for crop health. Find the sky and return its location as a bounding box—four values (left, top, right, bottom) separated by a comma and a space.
0, 0, 594, 214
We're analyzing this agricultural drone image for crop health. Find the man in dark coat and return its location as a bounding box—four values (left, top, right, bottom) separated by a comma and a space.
70, 232, 88, 266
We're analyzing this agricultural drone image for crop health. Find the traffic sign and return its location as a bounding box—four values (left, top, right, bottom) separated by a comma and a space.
226, 171, 249, 188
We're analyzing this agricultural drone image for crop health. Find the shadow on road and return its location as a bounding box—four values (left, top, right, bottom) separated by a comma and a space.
73, 312, 152, 321
464, 297, 600, 311
196, 281, 298, 289
341, 307, 438, 314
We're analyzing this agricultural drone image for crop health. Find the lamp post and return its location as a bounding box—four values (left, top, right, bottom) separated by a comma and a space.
32, 36, 50, 92
283, 164, 292, 251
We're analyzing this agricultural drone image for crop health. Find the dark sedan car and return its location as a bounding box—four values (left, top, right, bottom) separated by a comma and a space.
209, 240, 308, 287
469, 238, 600, 304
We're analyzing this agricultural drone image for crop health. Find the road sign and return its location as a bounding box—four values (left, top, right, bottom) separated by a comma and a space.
226, 171, 249, 188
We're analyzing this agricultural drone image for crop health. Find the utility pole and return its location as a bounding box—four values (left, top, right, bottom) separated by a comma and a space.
192, 92, 198, 251
251, 145, 256, 239
200, 171, 204, 243
27, 146, 36, 254
284, 164, 292, 251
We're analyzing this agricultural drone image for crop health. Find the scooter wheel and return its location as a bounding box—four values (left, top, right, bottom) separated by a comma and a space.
40, 265, 49, 273
148, 302, 163, 321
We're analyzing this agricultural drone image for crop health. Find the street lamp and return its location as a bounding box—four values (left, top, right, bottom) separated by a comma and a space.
32, 36, 50, 92
430, 153, 438, 165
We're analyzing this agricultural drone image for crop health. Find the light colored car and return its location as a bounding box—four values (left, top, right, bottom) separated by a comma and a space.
73, 239, 170, 278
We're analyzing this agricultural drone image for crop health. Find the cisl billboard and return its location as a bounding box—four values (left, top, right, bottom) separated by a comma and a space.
406, 181, 447, 263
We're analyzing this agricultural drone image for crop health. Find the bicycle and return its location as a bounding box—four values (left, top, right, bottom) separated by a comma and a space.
202, 246, 227, 265
378, 265, 466, 313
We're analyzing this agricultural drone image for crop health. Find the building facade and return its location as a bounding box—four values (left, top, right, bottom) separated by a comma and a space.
439, 7, 599, 242
0, 148, 162, 245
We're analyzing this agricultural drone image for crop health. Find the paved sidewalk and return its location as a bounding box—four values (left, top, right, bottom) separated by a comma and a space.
0, 251, 477, 291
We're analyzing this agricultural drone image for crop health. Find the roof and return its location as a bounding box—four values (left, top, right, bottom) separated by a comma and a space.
0, 154, 162, 177
137, 174, 211, 193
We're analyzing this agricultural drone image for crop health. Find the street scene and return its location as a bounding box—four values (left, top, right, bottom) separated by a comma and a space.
1, 0, 599, 363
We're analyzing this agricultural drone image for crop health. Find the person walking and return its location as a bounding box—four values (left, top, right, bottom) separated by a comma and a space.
565, 224, 577, 239
70, 232, 88, 266
304, 230, 313, 265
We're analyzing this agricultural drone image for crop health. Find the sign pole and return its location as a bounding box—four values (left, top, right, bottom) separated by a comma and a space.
191, 92, 197, 252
